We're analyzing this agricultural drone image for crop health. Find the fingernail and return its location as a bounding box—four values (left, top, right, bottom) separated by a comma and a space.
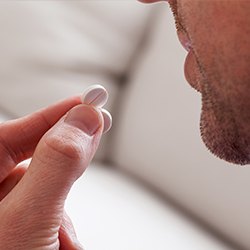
65, 104, 101, 136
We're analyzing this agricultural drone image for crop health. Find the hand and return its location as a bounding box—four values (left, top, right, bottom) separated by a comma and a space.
0, 96, 105, 249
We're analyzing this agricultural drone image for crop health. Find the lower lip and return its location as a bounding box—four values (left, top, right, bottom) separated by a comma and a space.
184, 50, 201, 92
177, 31, 201, 92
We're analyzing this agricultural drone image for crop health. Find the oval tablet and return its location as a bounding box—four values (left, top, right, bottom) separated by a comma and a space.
101, 109, 112, 134
81, 84, 108, 108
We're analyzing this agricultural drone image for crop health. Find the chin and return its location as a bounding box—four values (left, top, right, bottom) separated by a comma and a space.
200, 108, 250, 166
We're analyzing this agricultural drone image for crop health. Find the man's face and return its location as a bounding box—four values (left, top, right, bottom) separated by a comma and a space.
141, 0, 250, 165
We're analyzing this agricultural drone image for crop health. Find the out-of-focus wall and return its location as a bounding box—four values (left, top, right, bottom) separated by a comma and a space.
0, 1, 154, 117
0, 0, 157, 160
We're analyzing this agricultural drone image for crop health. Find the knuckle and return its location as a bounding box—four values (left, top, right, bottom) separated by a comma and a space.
43, 133, 87, 161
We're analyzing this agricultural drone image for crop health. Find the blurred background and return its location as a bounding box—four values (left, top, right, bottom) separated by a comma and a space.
0, 1, 249, 250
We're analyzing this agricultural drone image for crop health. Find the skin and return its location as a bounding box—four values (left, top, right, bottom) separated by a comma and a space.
141, 0, 250, 165
0, 97, 105, 249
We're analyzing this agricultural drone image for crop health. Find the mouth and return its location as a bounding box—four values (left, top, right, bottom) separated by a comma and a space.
168, 0, 202, 93
177, 30, 191, 52
177, 30, 201, 93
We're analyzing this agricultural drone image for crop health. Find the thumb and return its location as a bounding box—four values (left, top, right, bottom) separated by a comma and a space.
0, 104, 103, 249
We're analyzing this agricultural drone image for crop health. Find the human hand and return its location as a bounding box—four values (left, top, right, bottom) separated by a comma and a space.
0, 96, 106, 249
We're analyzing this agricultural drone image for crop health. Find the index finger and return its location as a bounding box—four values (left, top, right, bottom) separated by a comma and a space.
0, 95, 81, 182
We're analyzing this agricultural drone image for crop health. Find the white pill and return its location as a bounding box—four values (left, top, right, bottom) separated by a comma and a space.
101, 109, 112, 134
81, 84, 108, 108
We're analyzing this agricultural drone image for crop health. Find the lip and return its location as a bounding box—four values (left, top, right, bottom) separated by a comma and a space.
177, 31, 201, 92
177, 30, 192, 52
184, 50, 201, 92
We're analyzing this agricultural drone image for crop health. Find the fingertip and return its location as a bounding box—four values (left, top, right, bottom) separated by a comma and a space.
64, 104, 104, 136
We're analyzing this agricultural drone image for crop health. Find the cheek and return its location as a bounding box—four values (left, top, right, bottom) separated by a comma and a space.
181, 1, 249, 82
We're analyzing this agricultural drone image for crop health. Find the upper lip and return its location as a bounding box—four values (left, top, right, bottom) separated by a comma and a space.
177, 30, 192, 52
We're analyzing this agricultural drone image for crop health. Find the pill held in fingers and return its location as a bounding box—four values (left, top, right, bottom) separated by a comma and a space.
101, 108, 112, 134
81, 84, 112, 133
81, 84, 108, 108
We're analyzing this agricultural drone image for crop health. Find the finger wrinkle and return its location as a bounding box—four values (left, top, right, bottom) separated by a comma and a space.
0, 134, 19, 166
0, 135, 19, 183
